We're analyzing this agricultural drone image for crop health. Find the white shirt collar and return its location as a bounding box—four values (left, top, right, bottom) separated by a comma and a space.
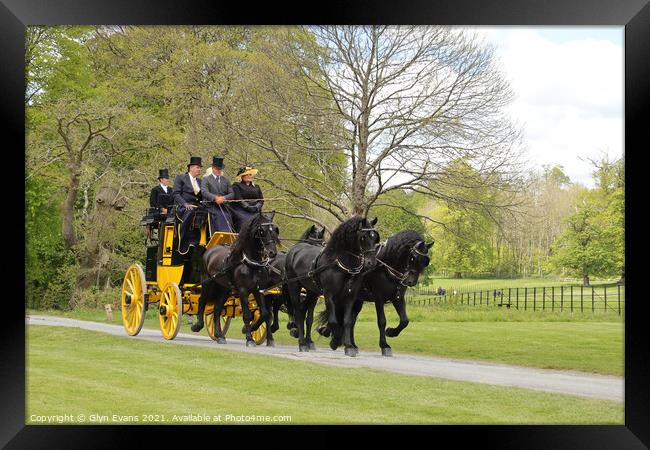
160, 183, 168, 191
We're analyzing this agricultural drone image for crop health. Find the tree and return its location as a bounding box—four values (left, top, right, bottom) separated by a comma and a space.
240, 26, 525, 226
548, 191, 620, 286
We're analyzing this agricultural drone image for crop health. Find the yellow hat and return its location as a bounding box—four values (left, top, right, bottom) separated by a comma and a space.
235, 166, 258, 180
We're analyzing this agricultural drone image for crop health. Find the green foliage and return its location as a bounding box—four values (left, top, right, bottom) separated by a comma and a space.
25, 176, 76, 309
547, 157, 624, 282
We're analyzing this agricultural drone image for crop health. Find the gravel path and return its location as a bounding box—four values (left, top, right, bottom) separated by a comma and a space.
27, 315, 623, 402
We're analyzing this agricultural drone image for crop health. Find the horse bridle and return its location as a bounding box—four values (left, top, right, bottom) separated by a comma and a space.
243, 221, 277, 268
336, 226, 379, 275
375, 241, 429, 287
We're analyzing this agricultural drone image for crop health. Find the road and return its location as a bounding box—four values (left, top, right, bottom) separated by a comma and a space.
26, 315, 623, 402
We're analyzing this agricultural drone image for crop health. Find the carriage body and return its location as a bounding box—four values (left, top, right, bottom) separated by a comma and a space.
121, 205, 279, 343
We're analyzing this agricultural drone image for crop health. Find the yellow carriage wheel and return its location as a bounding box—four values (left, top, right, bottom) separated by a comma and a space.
121, 264, 147, 336
159, 283, 183, 340
250, 309, 267, 345
205, 311, 231, 341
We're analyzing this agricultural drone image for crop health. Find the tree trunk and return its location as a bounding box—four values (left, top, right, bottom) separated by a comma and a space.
453, 272, 462, 279
62, 169, 80, 249
582, 273, 590, 287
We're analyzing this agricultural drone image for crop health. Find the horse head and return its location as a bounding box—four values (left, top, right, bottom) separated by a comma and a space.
255, 212, 280, 260
401, 239, 433, 286
358, 216, 380, 266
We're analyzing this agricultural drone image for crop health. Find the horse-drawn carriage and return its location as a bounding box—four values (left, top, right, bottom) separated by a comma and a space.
120, 204, 277, 344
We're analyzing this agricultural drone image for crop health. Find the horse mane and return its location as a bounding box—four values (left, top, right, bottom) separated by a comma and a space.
379, 230, 425, 267
230, 213, 264, 257
323, 216, 365, 258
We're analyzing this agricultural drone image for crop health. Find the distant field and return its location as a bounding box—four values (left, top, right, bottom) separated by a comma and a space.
420, 277, 620, 292
408, 278, 625, 316
26, 326, 623, 425
28, 301, 624, 375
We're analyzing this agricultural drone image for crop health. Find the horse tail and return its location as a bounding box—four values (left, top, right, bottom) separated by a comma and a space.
316, 308, 328, 327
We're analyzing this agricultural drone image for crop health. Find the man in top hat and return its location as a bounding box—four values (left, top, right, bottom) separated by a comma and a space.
200, 156, 235, 235
172, 156, 204, 254
149, 168, 173, 215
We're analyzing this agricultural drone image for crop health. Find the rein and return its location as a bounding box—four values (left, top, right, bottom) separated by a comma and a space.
374, 241, 427, 287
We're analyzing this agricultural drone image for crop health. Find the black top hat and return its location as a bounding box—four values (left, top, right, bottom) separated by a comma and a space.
158, 168, 170, 180
212, 156, 225, 168
187, 156, 202, 168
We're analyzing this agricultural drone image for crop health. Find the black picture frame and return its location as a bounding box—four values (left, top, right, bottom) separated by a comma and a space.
4, 0, 648, 447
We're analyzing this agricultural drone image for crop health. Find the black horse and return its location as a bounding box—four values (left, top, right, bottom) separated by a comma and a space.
317, 230, 433, 356
285, 216, 379, 356
266, 224, 326, 334
191, 212, 279, 347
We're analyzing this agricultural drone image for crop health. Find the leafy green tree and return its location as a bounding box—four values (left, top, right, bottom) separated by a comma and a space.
548, 190, 620, 286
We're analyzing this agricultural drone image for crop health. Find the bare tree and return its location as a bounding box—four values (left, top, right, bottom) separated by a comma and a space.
238, 26, 525, 224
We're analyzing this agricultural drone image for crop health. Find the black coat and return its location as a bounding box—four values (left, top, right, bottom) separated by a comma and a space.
232, 181, 264, 213
172, 173, 202, 207
149, 184, 173, 208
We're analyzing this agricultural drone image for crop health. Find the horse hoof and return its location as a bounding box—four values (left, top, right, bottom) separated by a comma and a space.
308, 342, 316, 351
381, 347, 393, 357
267, 340, 275, 347
344, 347, 358, 357
385, 327, 397, 337
191, 324, 203, 333
289, 328, 299, 338
246, 340, 256, 347
329, 341, 339, 351
299, 344, 310, 352
216, 337, 227, 344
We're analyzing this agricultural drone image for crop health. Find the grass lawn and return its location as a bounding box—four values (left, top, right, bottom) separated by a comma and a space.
26, 326, 623, 425
28, 303, 624, 376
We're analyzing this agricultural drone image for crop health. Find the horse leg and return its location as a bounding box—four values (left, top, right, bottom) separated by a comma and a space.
288, 282, 309, 351
350, 299, 363, 350
270, 295, 280, 333
304, 292, 318, 350
239, 288, 256, 347
253, 289, 273, 346
329, 296, 344, 351
386, 295, 410, 337
342, 296, 358, 357
191, 280, 212, 332
375, 301, 391, 356
211, 290, 228, 344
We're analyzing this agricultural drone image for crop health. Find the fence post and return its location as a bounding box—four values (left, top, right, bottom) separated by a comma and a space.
473, 291, 476, 306
592, 286, 595, 313
524, 287, 527, 311
570, 285, 573, 312
560, 286, 563, 312
581, 285, 584, 312
461, 292, 464, 305
618, 284, 621, 315
533, 287, 536, 311
551, 287, 554, 311
542, 287, 545, 310
509, 288, 512, 308
480, 291, 482, 305
604, 285, 607, 312
516, 287, 519, 310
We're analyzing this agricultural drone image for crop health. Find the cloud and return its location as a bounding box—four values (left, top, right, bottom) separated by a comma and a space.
471, 27, 623, 187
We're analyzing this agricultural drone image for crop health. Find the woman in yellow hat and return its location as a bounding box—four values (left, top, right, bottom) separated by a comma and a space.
230, 166, 264, 232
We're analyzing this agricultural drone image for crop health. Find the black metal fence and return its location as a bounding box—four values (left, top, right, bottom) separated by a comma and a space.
405, 283, 625, 315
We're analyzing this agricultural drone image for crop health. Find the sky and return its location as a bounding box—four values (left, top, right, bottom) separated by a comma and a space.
470, 26, 624, 188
